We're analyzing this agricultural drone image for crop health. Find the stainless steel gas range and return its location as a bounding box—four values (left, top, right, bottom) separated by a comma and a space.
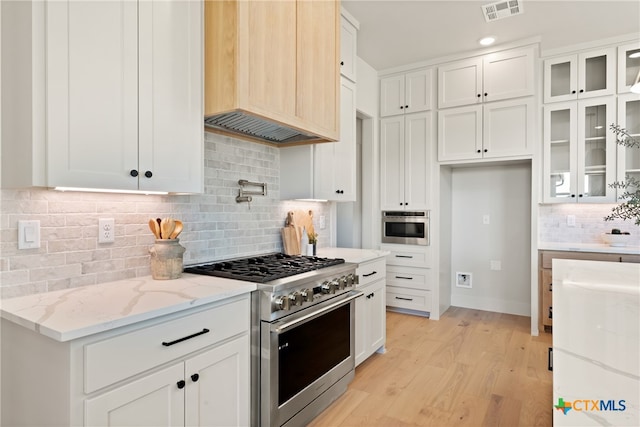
185, 254, 362, 427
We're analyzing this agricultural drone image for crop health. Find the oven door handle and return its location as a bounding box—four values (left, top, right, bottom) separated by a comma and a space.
272, 291, 364, 334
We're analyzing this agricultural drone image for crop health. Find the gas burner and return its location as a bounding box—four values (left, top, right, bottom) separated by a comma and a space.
185, 253, 345, 283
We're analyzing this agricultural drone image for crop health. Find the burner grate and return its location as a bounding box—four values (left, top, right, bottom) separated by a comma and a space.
185, 254, 345, 283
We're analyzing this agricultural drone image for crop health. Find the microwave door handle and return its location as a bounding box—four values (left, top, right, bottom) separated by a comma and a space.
271, 291, 363, 334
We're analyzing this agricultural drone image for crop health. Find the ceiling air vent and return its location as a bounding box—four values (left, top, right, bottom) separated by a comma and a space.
482, 0, 523, 22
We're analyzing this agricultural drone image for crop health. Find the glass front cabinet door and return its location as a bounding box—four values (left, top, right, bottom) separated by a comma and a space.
544, 48, 615, 103
616, 94, 640, 196
618, 42, 640, 94
543, 97, 616, 203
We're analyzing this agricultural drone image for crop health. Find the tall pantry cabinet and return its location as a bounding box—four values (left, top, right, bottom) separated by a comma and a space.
1, 0, 203, 193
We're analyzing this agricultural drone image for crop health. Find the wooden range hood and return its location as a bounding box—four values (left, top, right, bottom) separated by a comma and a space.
204, 0, 340, 147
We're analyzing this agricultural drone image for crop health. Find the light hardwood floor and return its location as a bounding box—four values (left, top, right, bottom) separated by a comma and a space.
309, 307, 553, 427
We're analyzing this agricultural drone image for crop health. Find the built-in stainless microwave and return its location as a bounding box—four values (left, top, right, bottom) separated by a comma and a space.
382, 211, 429, 246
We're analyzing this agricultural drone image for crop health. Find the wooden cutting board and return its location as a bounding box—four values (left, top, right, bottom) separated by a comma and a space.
287, 210, 316, 242
281, 227, 300, 255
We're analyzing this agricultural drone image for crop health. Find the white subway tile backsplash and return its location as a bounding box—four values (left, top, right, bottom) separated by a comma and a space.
1, 132, 332, 299
538, 204, 639, 244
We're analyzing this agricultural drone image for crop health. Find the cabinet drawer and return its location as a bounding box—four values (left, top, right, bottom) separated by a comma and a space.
386, 265, 430, 291
383, 246, 430, 268
386, 286, 431, 312
540, 269, 553, 327
84, 297, 249, 393
356, 258, 386, 287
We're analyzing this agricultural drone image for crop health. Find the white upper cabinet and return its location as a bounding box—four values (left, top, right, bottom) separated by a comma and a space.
1, 0, 203, 193
618, 41, 640, 93
380, 69, 433, 117
281, 78, 356, 201
380, 112, 432, 210
543, 47, 616, 103
543, 97, 616, 203
438, 98, 534, 162
314, 78, 357, 201
438, 47, 534, 109
340, 13, 358, 82
616, 94, 640, 192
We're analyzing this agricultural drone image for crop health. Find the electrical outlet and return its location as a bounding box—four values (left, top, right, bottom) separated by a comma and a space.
482, 214, 490, 225
319, 215, 326, 230
490, 260, 502, 271
98, 218, 115, 243
567, 215, 576, 227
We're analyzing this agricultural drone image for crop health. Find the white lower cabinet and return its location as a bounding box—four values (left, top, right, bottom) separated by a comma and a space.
355, 258, 386, 366
382, 244, 432, 316
1, 295, 250, 427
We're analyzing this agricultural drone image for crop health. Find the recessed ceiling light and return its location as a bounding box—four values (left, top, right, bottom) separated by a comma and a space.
629, 51, 640, 59
479, 37, 496, 46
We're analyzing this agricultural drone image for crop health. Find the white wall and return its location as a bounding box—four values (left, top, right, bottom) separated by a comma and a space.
450, 163, 532, 316
356, 57, 380, 250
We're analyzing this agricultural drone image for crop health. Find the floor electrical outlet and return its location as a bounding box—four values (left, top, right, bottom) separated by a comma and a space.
99, 218, 115, 243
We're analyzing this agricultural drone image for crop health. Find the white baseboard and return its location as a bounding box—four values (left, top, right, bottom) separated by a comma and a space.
451, 295, 530, 317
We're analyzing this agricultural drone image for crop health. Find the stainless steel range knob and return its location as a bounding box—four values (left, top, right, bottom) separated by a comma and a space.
301, 288, 314, 302
337, 277, 346, 290
321, 281, 337, 294
347, 273, 358, 286
289, 291, 303, 306
329, 280, 339, 293
275, 295, 290, 311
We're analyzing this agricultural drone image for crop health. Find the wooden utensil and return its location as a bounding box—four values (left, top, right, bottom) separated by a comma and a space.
169, 220, 183, 239
157, 218, 163, 238
148, 219, 161, 239
160, 218, 176, 240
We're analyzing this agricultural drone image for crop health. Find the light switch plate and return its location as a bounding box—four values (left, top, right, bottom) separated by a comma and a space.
18, 220, 41, 249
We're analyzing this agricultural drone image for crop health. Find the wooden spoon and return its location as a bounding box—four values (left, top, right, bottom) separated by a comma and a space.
160, 218, 176, 240
148, 219, 161, 239
157, 218, 163, 238
169, 220, 183, 239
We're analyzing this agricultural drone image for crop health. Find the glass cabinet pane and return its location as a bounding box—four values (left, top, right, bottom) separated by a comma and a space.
623, 48, 640, 88
584, 55, 608, 92
583, 104, 607, 197
624, 99, 640, 191
550, 61, 571, 97
549, 109, 572, 198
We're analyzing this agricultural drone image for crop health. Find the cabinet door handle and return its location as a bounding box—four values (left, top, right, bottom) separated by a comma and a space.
477, 94, 481, 98
362, 271, 377, 277
130, 169, 139, 177
571, 194, 576, 198
483, 149, 488, 153
477, 149, 481, 153
395, 297, 413, 301
549, 283, 552, 291
548, 347, 553, 371
571, 90, 576, 94
400, 106, 404, 109
191, 373, 200, 382
548, 307, 553, 319
162, 328, 210, 347
369, 293, 375, 298
144, 170, 153, 178
405, 105, 409, 109
177, 380, 186, 389
395, 255, 413, 259
395, 276, 413, 280
579, 89, 584, 93
484, 93, 488, 97
340, 61, 344, 66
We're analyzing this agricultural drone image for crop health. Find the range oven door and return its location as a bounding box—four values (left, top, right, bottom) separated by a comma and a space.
261, 290, 362, 427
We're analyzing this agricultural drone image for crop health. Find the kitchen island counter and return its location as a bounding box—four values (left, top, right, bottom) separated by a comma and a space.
317, 247, 390, 264
538, 242, 640, 255
0, 274, 256, 342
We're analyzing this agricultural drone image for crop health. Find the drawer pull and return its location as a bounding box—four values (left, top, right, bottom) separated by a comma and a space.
395, 297, 413, 301
549, 283, 552, 291
177, 380, 186, 389
162, 328, 210, 347
395, 255, 413, 259
548, 307, 552, 319
548, 347, 553, 371
395, 276, 413, 280
362, 271, 377, 277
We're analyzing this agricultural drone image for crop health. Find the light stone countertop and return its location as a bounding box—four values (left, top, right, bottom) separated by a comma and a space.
552, 259, 640, 426
317, 247, 390, 264
538, 242, 640, 255
0, 274, 256, 342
